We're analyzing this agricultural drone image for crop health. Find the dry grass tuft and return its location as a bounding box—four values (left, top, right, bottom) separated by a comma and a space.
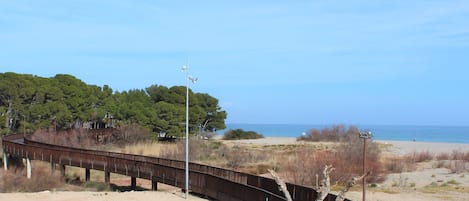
281, 136, 385, 187
408, 151, 434, 163
384, 157, 416, 173
118, 141, 178, 157
0, 163, 64, 192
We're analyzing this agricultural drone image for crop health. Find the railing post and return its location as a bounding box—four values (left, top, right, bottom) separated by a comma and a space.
3, 152, 7, 170
131, 177, 137, 190
85, 168, 91, 182
51, 162, 56, 174
104, 171, 110, 184
26, 158, 32, 179
152, 180, 158, 191
59, 164, 66, 177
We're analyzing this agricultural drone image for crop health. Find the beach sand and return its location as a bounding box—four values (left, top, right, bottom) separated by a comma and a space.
226, 137, 469, 154
377, 140, 469, 154
0, 191, 207, 201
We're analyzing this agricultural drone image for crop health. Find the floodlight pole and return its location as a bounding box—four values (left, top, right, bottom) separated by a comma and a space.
363, 136, 366, 201
183, 65, 190, 199
359, 130, 372, 201
182, 65, 197, 199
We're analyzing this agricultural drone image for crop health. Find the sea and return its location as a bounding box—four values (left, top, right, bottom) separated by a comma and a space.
218, 124, 469, 144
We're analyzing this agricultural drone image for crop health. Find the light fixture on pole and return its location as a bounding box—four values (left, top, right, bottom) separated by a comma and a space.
182, 65, 197, 199
359, 130, 372, 201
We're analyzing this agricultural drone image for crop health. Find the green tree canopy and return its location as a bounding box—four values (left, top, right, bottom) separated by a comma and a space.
0, 72, 227, 137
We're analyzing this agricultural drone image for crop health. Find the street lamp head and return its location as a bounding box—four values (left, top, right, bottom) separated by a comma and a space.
182, 65, 188, 72
188, 76, 198, 84
359, 130, 373, 139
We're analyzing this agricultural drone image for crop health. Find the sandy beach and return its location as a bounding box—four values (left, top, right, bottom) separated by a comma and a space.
377, 140, 469, 154
0, 191, 207, 201
226, 137, 469, 153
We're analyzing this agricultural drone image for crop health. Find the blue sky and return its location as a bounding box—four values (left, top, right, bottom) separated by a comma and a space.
1, 1, 469, 126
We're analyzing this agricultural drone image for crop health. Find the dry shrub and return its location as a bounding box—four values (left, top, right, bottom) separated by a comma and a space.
282, 135, 385, 186
158, 139, 270, 171
221, 146, 269, 170
385, 151, 435, 173
0, 164, 64, 192
449, 160, 468, 173
32, 128, 94, 148
160, 139, 224, 163
282, 148, 336, 186
385, 157, 416, 173
451, 150, 469, 162
121, 141, 178, 157
298, 125, 359, 142
113, 124, 149, 145
408, 151, 434, 163
436, 152, 451, 161
431, 150, 469, 173
31, 126, 149, 148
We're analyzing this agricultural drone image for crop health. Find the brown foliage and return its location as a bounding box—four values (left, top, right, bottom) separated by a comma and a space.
451, 150, 469, 161
31, 128, 94, 148
385, 150, 469, 174
282, 135, 385, 186
160, 138, 213, 161
436, 152, 451, 161
0, 165, 64, 192
408, 150, 434, 163
384, 157, 416, 173
31, 126, 149, 148
298, 125, 359, 142
159, 139, 269, 171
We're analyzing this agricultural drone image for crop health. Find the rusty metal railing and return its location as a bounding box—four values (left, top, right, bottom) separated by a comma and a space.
2, 134, 345, 201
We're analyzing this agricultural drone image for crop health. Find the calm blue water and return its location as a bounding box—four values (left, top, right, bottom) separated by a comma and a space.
218, 124, 469, 144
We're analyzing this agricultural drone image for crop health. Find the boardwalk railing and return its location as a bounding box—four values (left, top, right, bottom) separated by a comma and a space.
2, 134, 346, 201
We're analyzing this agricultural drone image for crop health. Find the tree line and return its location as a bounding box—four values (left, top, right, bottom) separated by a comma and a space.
0, 72, 227, 137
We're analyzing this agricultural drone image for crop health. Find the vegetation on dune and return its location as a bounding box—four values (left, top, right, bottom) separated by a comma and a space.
0, 72, 227, 137
222, 129, 264, 140
0, 164, 65, 192
297, 124, 360, 142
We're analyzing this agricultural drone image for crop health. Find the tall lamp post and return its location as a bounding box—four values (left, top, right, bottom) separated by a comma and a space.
359, 130, 372, 201
182, 65, 197, 199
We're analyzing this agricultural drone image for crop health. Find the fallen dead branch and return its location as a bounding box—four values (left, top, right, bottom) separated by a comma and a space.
269, 169, 293, 201
316, 165, 334, 201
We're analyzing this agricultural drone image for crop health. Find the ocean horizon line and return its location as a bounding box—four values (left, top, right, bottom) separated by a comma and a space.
218, 123, 469, 144
225, 122, 469, 128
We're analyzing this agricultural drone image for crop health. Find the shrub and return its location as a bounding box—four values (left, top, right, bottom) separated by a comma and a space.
160, 138, 213, 161
449, 161, 468, 174
31, 126, 149, 148
0, 164, 64, 192
222, 129, 264, 140
297, 125, 359, 142
282, 134, 385, 186
436, 152, 450, 161
385, 157, 416, 173
409, 151, 434, 163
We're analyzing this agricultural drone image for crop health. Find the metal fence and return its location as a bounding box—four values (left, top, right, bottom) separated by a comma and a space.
2, 134, 347, 201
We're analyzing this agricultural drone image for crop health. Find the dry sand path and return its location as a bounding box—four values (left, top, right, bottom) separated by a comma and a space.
0, 191, 207, 201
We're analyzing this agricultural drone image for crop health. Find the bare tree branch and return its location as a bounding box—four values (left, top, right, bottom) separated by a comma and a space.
335, 171, 372, 201
316, 165, 335, 201
268, 169, 293, 201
